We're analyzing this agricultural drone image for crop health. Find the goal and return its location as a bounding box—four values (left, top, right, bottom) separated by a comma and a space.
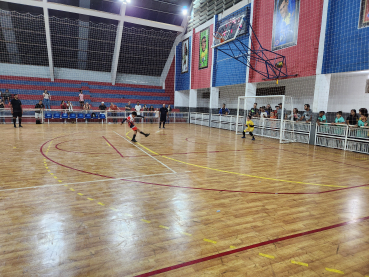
236, 95, 296, 143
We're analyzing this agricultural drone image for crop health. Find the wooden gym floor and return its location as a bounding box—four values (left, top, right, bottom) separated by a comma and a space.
0, 123, 369, 277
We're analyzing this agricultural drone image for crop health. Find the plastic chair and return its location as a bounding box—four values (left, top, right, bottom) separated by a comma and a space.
53, 113, 60, 119
99, 113, 106, 124
70, 113, 76, 123
62, 113, 68, 123
85, 113, 91, 123
45, 112, 52, 124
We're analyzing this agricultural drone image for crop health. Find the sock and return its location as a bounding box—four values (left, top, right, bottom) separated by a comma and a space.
242, 131, 245, 137
132, 134, 136, 140
140, 131, 146, 135
13, 118, 16, 126
163, 121, 166, 128
159, 122, 161, 127
19, 118, 22, 126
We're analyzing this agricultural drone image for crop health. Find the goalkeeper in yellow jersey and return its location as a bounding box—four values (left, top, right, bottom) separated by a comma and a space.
242, 115, 255, 140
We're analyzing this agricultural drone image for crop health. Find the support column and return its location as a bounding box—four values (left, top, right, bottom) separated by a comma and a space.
244, 82, 257, 110
189, 89, 197, 112
78, 0, 90, 70
0, 9, 20, 64
209, 87, 219, 113
111, 3, 126, 85
175, 90, 189, 109
43, 0, 54, 81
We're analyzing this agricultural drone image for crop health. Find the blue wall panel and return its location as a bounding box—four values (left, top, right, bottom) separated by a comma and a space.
322, 0, 369, 73
175, 36, 191, 91
213, 4, 250, 87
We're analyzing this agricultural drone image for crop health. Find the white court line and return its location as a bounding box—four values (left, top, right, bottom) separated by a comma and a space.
0, 172, 181, 192
113, 131, 177, 174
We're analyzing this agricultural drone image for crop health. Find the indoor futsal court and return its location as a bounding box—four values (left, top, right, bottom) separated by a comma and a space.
1, 0, 369, 276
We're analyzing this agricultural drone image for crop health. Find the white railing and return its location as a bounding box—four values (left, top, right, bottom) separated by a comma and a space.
315, 123, 369, 154
0, 109, 190, 125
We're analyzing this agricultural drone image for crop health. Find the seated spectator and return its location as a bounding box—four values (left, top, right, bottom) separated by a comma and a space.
67, 101, 73, 112
83, 102, 91, 113
265, 104, 272, 117
359, 108, 368, 121
286, 108, 301, 121
125, 101, 131, 111
142, 104, 148, 111
250, 103, 259, 117
259, 107, 268, 118
219, 103, 230, 115
270, 111, 277, 119
149, 105, 155, 111
35, 100, 44, 124
316, 111, 326, 126
358, 112, 368, 128
99, 102, 107, 111
299, 104, 312, 123
109, 102, 120, 124
346, 109, 358, 126
60, 101, 67, 111
0, 98, 5, 124
332, 111, 345, 125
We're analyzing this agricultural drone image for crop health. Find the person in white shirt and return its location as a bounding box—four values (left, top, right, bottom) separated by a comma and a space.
135, 101, 142, 115
43, 89, 51, 110
67, 101, 73, 112
259, 106, 268, 119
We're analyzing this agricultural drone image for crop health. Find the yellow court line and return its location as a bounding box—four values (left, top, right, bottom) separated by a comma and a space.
98, 202, 105, 206
106, 142, 111, 147
259, 253, 275, 259
325, 268, 344, 274
124, 131, 345, 188
141, 219, 151, 223
291, 260, 308, 267
229, 245, 236, 249
87, 198, 94, 201
180, 232, 192, 236
77, 193, 84, 196
203, 239, 217, 244
159, 225, 170, 229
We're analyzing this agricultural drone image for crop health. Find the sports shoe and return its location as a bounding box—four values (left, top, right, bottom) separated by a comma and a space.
252, 137, 255, 141
19, 125, 23, 128
145, 133, 150, 137
131, 138, 137, 142
242, 136, 246, 138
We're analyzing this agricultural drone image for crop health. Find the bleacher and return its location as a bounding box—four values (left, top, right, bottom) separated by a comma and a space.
0, 75, 177, 111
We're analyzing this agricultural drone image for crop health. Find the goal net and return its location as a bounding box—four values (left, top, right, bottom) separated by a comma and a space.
236, 95, 297, 143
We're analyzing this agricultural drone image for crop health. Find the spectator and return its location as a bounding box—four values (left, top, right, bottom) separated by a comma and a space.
359, 108, 368, 121
332, 111, 345, 125
3, 89, 10, 104
277, 103, 286, 119
250, 103, 259, 117
167, 104, 172, 124
109, 102, 120, 124
299, 104, 312, 123
35, 100, 44, 124
219, 103, 230, 115
149, 105, 155, 111
142, 104, 148, 111
78, 90, 84, 109
275, 105, 279, 115
265, 104, 272, 117
346, 109, 358, 126
0, 98, 5, 124
286, 108, 301, 121
43, 89, 51, 110
83, 102, 91, 114
135, 101, 142, 115
60, 101, 67, 111
10, 94, 22, 128
259, 107, 268, 118
358, 112, 368, 128
316, 111, 326, 126
99, 101, 107, 111
270, 111, 277, 119
125, 101, 131, 111
67, 101, 73, 113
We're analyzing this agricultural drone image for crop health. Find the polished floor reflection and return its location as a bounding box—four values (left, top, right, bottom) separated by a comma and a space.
0, 123, 369, 276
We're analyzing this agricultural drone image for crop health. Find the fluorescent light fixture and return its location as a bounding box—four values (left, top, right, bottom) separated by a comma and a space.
182, 6, 188, 15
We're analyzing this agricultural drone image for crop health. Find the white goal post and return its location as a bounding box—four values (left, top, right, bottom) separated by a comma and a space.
236, 95, 295, 143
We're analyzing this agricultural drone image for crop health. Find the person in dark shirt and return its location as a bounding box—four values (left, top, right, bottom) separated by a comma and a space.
159, 103, 168, 128
0, 98, 5, 124
346, 109, 358, 126
99, 102, 107, 111
125, 101, 131, 111
35, 100, 45, 123
219, 104, 230, 115
250, 103, 259, 117
10, 94, 22, 128
265, 104, 272, 117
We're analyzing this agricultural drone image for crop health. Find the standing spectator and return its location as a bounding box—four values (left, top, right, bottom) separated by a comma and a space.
250, 103, 259, 117
125, 101, 131, 111
99, 102, 107, 111
265, 104, 272, 117
167, 104, 172, 124
135, 101, 142, 115
0, 98, 5, 124
358, 112, 368, 127
159, 104, 168, 129
78, 90, 84, 109
35, 100, 44, 124
142, 104, 148, 111
149, 105, 155, 111
259, 107, 268, 118
3, 89, 10, 104
43, 89, 51, 110
109, 102, 120, 124
332, 111, 345, 125
299, 104, 312, 123
60, 100, 67, 111
346, 109, 358, 126
83, 102, 91, 114
359, 108, 368, 121
277, 103, 286, 119
10, 94, 22, 128
286, 108, 301, 121
219, 103, 230, 115
316, 111, 326, 126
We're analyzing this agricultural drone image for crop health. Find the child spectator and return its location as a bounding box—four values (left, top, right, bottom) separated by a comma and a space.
250, 103, 259, 117
346, 109, 358, 125
60, 101, 67, 111
359, 108, 368, 121
242, 115, 255, 140
67, 101, 73, 113
270, 111, 277, 119
333, 111, 345, 125
265, 104, 272, 117
286, 108, 300, 121
316, 111, 326, 126
259, 107, 268, 118
357, 112, 368, 138
299, 104, 312, 123
219, 103, 230, 115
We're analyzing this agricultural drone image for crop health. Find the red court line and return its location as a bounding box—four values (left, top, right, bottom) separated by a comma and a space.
135, 215, 369, 277
55, 139, 109, 155
102, 136, 124, 158
40, 135, 369, 195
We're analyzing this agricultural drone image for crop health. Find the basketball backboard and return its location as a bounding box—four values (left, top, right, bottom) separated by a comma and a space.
212, 13, 247, 48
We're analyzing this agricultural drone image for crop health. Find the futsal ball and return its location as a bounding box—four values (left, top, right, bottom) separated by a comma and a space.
275, 61, 283, 68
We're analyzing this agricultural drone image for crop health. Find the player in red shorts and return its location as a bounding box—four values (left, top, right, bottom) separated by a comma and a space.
121, 111, 150, 142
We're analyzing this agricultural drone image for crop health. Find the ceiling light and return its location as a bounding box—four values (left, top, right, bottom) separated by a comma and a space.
182, 6, 188, 15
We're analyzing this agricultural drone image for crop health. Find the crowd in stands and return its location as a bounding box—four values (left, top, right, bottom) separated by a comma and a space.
218, 103, 369, 128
